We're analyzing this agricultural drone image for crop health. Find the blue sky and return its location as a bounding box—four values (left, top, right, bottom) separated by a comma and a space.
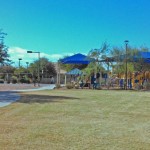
1, 0, 150, 66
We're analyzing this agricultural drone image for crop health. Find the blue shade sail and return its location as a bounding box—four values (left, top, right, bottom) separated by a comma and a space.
60, 53, 92, 64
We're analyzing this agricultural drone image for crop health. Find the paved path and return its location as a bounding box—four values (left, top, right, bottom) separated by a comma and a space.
13, 84, 55, 92
0, 84, 55, 108
0, 91, 20, 107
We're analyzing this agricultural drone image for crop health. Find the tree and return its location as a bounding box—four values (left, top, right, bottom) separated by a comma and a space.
0, 65, 15, 74
83, 62, 105, 78
110, 46, 126, 74
87, 41, 110, 73
111, 46, 150, 74
28, 57, 57, 78
88, 42, 110, 61
0, 65, 15, 80
14, 66, 27, 75
132, 47, 150, 72
45, 62, 57, 77
0, 29, 10, 65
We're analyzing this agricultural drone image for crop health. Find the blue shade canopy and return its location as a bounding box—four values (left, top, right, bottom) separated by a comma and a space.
66, 68, 82, 75
138, 52, 150, 58
60, 53, 91, 64
116, 52, 150, 63
132, 52, 150, 63
100, 52, 150, 63
138, 52, 150, 63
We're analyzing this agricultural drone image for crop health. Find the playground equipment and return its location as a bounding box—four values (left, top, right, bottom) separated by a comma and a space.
117, 71, 150, 89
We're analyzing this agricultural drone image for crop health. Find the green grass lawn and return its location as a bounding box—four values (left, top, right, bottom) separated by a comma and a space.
0, 89, 150, 150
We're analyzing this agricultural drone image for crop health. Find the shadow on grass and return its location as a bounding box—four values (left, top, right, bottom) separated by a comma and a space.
18, 94, 80, 104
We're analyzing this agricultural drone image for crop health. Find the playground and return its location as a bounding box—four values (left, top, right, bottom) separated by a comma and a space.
59, 52, 150, 90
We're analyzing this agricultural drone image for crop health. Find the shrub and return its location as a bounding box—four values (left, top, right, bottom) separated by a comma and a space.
74, 83, 80, 89
0, 75, 4, 79
134, 83, 142, 90
55, 84, 61, 89
145, 82, 150, 90
11, 76, 18, 84
7, 80, 11, 84
0, 79, 4, 84
66, 83, 74, 89
19, 78, 30, 84
97, 86, 102, 90
20, 78, 25, 83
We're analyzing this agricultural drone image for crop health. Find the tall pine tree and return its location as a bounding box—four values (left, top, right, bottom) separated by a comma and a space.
0, 29, 10, 65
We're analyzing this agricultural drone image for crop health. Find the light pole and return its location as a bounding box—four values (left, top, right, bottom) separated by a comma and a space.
26, 62, 29, 69
26, 62, 29, 75
18, 58, 22, 82
18, 58, 22, 68
124, 40, 129, 90
27, 51, 40, 84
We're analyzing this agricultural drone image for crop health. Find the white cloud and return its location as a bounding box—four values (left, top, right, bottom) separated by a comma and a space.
9, 47, 27, 54
8, 47, 74, 67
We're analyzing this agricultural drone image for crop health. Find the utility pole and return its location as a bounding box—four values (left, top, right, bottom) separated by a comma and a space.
124, 40, 129, 90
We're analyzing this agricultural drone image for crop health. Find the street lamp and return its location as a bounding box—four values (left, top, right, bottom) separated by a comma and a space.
124, 40, 129, 90
18, 58, 22, 82
26, 62, 29, 68
18, 58, 22, 68
27, 51, 40, 84
26, 62, 29, 74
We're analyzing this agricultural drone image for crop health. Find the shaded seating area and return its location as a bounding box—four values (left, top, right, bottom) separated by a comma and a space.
60, 53, 92, 88
66, 68, 82, 83
79, 76, 91, 89
65, 68, 90, 89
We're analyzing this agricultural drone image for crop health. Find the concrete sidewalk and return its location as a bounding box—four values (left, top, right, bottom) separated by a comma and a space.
0, 91, 20, 107
13, 84, 55, 92
0, 84, 55, 108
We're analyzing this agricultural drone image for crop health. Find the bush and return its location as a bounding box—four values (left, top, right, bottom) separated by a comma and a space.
20, 78, 30, 84
134, 83, 142, 90
0, 75, 4, 79
66, 83, 74, 89
145, 82, 150, 90
7, 80, 11, 84
96, 86, 102, 90
20, 78, 25, 83
11, 76, 18, 84
0, 79, 4, 84
55, 84, 61, 89
74, 84, 80, 89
